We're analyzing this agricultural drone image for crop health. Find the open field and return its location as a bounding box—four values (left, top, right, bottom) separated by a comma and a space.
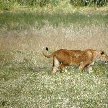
0, 7, 108, 108
0, 50, 108, 108
0, 7, 108, 30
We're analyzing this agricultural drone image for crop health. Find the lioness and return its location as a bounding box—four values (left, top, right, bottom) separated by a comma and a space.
43, 47, 108, 73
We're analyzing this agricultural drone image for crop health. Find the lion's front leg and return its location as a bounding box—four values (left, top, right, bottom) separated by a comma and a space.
86, 62, 94, 73
79, 61, 94, 73
79, 62, 85, 71
79, 61, 90, 72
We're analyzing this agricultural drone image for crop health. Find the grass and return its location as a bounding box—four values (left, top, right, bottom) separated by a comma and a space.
0, 6, 108, 108
0, 8, 108, 30
0, 51, 108, 108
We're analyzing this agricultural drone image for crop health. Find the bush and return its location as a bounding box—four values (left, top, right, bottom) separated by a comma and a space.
94, 0, 107, 7
70, 0, 84, 6
0, 0, 12, 10
70, 0, 107, 7
0, 0, 20, 11
0, 0, 107, 11
16, 0, 60, 7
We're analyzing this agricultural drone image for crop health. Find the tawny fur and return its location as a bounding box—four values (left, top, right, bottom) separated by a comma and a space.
43, 47, 108, 73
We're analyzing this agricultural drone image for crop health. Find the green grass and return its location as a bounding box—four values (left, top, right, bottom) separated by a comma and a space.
0, 7, 108, 108
0, 11, 108, 30
0, 51, 108, 108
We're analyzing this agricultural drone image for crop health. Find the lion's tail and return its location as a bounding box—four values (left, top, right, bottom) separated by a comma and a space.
42, 47, 53, 58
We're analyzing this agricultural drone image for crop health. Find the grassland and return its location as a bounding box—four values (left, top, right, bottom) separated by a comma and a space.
0, 51, 108, 108
0, 7, 108, 108
0, 7, 108, 30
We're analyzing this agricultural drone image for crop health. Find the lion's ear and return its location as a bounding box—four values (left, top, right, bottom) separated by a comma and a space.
100, 51, 105, 55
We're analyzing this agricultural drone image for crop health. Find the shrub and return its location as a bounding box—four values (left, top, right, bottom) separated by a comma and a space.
0, 0, 20, 11
0, 0, 107, 11
70, 0, 107, 7
70, 0, 84, 6
16, 0, 60, 7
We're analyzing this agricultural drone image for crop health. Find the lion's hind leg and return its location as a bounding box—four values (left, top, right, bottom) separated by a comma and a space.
52, 57, 60, 74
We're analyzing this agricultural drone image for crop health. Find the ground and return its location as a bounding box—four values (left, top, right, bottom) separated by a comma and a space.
0, 7, 108, 108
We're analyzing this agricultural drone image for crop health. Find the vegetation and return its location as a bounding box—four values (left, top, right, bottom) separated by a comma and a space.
0, 0, 107, 30
0, 51, 108, 108
0, 0, 108, 108
0, 0, 107, 11
0, 11, 107, 30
